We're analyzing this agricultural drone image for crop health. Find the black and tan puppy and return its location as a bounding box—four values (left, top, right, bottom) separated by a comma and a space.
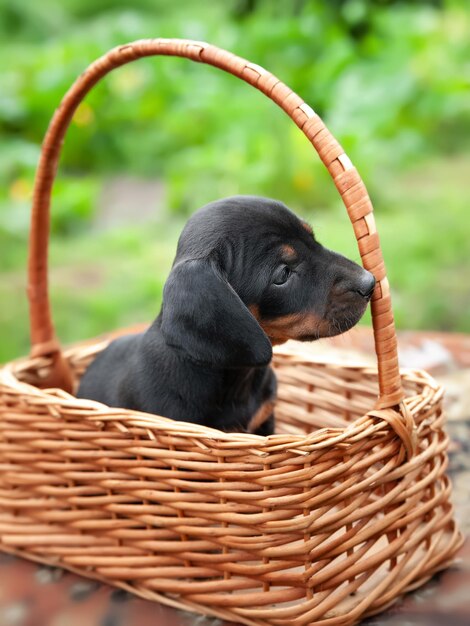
77, 196, 375, 435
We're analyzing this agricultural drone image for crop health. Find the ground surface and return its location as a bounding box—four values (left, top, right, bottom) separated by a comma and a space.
0, 329, 469, 626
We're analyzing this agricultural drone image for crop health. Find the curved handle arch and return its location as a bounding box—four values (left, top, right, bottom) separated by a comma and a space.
28, 38, 403, 408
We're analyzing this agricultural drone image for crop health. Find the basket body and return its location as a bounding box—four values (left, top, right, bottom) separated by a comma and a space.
0, 337, 462, 626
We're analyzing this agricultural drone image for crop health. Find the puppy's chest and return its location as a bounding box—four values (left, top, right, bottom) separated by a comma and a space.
220, 366, 276, 432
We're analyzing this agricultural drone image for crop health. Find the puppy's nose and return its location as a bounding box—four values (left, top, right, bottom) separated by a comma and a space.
356, 271, 376, 300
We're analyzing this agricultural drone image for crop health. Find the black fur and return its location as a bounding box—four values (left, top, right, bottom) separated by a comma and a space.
77, 196, 375, 435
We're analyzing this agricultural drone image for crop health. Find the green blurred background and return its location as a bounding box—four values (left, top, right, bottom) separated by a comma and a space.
1, 0, 469, 362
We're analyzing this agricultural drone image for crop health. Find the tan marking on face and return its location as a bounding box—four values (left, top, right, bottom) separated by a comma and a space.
248, 400, 275, 434
302, 221, 313, 234
260, 312, 330, 345
281, 244, 297, 260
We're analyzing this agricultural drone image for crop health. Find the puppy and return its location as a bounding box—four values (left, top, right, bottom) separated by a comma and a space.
77, 196, 375, 436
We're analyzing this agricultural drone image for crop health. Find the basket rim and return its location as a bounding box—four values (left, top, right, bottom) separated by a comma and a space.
0, 336, 439, 454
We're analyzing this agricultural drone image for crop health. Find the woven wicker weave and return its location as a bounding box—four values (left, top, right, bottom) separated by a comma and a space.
0, 39, 463, 626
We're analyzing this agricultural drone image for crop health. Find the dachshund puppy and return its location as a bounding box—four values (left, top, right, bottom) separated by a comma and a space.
77, 196, 375, 436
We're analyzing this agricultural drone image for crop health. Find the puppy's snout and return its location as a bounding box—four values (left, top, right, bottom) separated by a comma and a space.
355, 271, 376, 300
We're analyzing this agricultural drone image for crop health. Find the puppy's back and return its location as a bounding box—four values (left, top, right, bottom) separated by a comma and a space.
77, 334, 142, 407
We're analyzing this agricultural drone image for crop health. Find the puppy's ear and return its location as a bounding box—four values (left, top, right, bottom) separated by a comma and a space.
160, 259, 272, 368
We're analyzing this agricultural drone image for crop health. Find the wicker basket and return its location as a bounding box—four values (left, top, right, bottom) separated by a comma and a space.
0, 39, 463, 626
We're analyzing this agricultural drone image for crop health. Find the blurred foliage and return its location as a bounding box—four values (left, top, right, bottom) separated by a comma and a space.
0, 0, 469, 360
1, 0, 468, 211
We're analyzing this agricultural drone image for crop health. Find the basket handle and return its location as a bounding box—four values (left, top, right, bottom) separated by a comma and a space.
28, 38, 403, 408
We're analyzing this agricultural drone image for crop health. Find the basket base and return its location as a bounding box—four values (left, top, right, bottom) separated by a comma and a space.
0, 532, 464, 626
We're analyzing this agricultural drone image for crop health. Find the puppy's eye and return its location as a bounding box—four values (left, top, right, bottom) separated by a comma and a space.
273, 265, 292, 285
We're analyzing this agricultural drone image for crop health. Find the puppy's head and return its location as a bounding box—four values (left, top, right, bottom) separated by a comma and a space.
161, 196, 375, 368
